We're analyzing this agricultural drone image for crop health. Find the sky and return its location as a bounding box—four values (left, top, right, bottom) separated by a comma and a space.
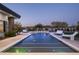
3, 3, 79, 26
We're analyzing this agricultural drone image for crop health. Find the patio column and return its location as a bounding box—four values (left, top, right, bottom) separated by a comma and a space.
8, 17, 14, 32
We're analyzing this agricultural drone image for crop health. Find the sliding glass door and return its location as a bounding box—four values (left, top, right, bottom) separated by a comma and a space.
0, 21, 4, 32
0, 20, 8, 33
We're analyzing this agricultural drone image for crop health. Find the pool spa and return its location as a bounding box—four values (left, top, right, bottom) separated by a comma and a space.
4, 32, 77, 53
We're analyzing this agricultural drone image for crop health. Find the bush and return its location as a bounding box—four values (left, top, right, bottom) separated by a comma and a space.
5, 31, 16, 37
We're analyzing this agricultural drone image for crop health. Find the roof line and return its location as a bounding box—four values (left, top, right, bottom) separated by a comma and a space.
0, 4, 21, 18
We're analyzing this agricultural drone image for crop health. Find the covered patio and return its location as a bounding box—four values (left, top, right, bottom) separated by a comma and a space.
0, 4, 21, 38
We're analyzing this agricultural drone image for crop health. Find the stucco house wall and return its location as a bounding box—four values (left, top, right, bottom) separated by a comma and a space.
0, 4, 21, 38
0, 12, 9, 37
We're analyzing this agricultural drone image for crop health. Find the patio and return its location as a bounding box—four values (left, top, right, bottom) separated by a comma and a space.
0, 33, 29, 52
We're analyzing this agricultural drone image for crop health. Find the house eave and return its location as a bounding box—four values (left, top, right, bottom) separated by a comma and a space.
0, 4, 21, 18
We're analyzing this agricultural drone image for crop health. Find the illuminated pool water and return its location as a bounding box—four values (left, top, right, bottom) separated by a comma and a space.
5, 33, 77, 52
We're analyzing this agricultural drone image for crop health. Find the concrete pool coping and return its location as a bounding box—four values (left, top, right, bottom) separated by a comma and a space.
30, 31, 79, 52
29, 31, 79, 52
49, 32, 79, 52
0, 31, 79, 54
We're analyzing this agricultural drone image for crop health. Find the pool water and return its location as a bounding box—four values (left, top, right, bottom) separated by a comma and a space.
5, 33, 76, 52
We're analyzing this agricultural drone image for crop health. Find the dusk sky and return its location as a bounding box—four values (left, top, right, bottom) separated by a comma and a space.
3, 3, 79, 26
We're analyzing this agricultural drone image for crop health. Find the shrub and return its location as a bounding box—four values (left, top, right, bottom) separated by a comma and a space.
5, 31, 16, 37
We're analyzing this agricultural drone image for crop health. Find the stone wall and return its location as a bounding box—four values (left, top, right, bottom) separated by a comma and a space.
8, 17, 14, 32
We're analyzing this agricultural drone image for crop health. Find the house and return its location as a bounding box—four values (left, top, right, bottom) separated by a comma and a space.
0, 4, 21, 37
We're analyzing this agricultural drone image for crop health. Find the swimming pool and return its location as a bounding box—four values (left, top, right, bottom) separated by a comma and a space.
5, 32, 77, 52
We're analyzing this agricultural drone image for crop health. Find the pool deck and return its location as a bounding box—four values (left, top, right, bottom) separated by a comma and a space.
0, 31, 79, 54
50, 32, 79, 52
0, 33, 31, 52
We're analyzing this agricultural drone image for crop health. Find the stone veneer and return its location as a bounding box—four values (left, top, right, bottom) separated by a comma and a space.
8, 17, 14, 32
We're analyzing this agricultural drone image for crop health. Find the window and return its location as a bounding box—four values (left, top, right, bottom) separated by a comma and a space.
0, 21, 4, 32
3, 21, 8, 32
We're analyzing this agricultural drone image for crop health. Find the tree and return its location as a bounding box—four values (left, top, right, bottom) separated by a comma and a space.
51, 21, 68, 29
14, 22, 22, 34
34, 24, 43, 31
